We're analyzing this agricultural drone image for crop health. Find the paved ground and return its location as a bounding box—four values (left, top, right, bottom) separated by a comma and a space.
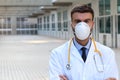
0, 35, 66, 80
0, 35, 119, 80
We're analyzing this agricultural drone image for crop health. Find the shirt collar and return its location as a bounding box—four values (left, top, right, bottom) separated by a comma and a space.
73, 38, 91, 50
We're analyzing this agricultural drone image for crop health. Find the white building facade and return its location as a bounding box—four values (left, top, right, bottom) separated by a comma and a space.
0, 0, 51, 35
0, 0, 120, 48
37, 0, 120, 48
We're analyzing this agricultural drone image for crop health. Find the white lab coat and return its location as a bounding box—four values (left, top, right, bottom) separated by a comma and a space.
49, 40, 119, 80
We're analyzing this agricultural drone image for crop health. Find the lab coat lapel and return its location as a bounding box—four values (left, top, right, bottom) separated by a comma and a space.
70, 41, 83, 62
85, 41, 95, 63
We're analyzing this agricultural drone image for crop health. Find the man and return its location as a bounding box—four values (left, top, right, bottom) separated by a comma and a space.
49, 5, 119, 80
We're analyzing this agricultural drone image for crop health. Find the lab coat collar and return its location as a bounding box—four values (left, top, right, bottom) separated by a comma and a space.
70, 39, 95, 63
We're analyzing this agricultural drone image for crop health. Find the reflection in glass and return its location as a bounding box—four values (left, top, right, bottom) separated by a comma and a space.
57, 12, 62, 31
118, 15, 120, 33
99, 17, 104, 33
99, 0, 110, 15
117, 0, 120, 13
105, 17, 111, 33
63, 10, 68, 31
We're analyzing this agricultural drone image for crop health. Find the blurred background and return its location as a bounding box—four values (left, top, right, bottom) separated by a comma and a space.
0, 0, 119, 79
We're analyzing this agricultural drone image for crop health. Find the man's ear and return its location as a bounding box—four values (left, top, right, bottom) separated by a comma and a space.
71, 23, 73, 27
90, 21, 94, 32
71, 23, 75, 29
71, 23, 75, 32
91, 21, 94, 30
92, 21, 95, 28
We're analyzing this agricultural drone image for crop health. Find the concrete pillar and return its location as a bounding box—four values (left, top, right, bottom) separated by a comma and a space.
54, 11, 58, 37
111, 0, 117, 48
91, 0, 99, 41
11, 16, 17, 35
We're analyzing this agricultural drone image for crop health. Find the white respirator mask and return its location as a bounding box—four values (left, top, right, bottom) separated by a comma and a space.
75, 22, 90, 40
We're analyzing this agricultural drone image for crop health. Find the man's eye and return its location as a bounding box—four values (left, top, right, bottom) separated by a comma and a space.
76, 20, 81, 23
84, 20, 89, 23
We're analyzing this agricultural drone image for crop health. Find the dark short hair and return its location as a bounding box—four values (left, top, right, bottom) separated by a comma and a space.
71, 4, 94, 20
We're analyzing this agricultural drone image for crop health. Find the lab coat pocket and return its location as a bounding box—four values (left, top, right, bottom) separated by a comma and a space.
94, 65, 104, 80
94, 72, 104, 80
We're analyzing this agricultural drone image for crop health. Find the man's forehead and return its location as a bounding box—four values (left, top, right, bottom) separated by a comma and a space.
72, 12, 92, 20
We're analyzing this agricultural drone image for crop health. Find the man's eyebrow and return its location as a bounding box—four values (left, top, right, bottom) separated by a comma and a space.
84, 19, 92, 21
74, 19, 81, 22
74, 18, 92, 22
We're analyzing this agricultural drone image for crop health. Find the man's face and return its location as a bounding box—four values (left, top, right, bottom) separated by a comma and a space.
71, 12, 94, 32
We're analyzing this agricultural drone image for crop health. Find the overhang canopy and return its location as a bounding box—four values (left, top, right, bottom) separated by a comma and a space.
52, 2, 72, 6
39, 6, 58, 11
28, 11, 44, 18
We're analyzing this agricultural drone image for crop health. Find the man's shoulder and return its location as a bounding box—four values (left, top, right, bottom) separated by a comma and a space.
96, 41, 114, 53
51, 40, 70, 54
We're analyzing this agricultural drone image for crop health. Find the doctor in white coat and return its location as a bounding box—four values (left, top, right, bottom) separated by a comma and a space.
49, 5, 119, 80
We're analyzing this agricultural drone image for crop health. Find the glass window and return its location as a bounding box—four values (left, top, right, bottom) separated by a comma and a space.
63, 22, 68, 31
99, 0, 110, 15
58, 12, 61, 21
44, 16, 46, 22
51, 14, 55, 31
63, 10, 68, 31
44, 16, 46, 30
118, 15, 120, 33
44, 24, 46, 30
99, 17, 105, 33
105, 0, 110, 15
117, 0, 120, 13
99, 0, 104, 15
99, 16, 111, 33
21, 17, 25, 28
63, 10, 67, 20
6, 18, 10, 28
47, 16, 49, 31
7, 18, 11, 22
37, 18, 39, 24
16, 17, 20, 28
39, 18, 42, 30
52, 23, 55, 31
105, 17, 111, 33
52, 14, 55, 22
7, 18, 11, 28
58, 22, 61, 31
57, 12, 61, 31
16, 17, 38, 35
